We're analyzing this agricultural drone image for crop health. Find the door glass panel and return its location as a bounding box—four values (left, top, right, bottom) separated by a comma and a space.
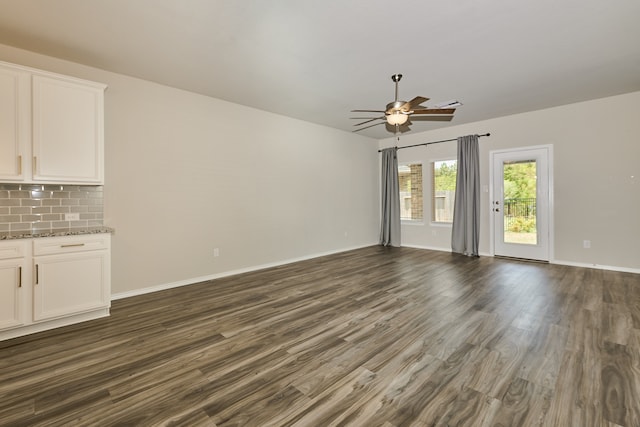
503, 160, 537, 245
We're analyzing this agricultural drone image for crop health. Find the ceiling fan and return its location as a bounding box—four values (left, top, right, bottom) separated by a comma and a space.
351, 74, 459, 133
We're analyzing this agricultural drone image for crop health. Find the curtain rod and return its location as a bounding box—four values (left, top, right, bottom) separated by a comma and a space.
378, 133, 491, 152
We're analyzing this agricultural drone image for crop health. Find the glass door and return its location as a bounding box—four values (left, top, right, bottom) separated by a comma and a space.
491, 147, 551, 261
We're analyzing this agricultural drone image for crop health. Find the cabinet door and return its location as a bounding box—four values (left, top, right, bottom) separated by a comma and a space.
33, 251, 109, 322
0, 258, 26, 330
32, 75, 105, 184
0, 64, 29, 181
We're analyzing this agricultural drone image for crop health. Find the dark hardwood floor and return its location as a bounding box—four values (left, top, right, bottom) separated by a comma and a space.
1, 246, 639, 426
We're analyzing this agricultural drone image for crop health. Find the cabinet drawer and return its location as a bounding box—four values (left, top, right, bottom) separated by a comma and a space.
0, 240, 27, 260
33, 234, 110, 256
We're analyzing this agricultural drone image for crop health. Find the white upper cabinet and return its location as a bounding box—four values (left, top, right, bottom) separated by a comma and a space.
32, 75, 105, 183
0, 60, 106, 184
0, 64, 29, 181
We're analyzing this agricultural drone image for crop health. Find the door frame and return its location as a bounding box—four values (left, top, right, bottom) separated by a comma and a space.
489, 144, 554, 261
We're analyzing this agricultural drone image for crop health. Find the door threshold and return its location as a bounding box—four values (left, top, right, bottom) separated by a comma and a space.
494, 255, 549, 264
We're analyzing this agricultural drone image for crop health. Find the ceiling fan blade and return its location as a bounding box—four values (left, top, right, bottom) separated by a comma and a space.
409, 115, 454, 122
351, 109, 386, 113
406, 96, 429, 109
352, 121, 386, 132
353, 117, 385, 126
411, 108, 456, 115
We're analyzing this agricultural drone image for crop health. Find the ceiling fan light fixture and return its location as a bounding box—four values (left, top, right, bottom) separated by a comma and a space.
386, 112, 408, 125
351, 74, 458, 133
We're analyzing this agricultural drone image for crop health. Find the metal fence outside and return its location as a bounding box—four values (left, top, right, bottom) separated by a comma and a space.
504, 198, 536, 232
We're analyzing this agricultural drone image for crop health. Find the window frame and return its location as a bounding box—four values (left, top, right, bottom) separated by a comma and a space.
431, 158, 457, 225
397, 162, 424, 224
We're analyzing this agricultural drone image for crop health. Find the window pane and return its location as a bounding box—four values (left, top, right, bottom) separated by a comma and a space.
398, 163, 423, 220
503, 160, 537, 245
433, 160, 456, 222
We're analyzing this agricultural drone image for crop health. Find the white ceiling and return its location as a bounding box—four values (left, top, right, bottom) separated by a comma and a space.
1, 0, 639, 139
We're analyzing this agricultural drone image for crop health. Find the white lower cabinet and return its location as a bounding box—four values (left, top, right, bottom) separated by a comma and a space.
0, 241, 27, 330
0, 233, 111, 341
33, 238, 110, 322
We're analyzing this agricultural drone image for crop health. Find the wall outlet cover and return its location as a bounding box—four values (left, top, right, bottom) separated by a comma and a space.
65, 213, 80, 221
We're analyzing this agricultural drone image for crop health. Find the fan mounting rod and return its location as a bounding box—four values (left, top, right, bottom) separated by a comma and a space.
391, 74, 402, 102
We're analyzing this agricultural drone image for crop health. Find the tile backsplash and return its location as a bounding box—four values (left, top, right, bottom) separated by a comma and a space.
0, 184, 104, 233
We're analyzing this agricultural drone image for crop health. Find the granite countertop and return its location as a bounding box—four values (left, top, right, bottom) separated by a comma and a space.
0, 226, 114, 240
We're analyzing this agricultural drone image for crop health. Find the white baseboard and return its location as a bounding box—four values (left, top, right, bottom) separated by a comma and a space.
0, 308, 109, 341
550, 259, 640, 275
401, 244, 639, 274
111, 242, 378, 301
401, 243, 451, 252
401, 244, 492, 258
112, 243, 638, 301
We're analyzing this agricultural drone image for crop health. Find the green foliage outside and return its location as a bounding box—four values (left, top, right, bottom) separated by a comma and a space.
507, 216, 537, 233
504, 161, 537, 234
503, 162, 536, 199
434, 161, 457, 191
432, 161, 537, 233
434, 161, 536, 198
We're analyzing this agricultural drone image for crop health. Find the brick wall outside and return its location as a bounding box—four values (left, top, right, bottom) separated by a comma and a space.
409, 164, 423, 220
398, 164, 423, 220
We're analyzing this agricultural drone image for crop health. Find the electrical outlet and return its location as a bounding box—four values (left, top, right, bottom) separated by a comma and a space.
583, 240, 591, 249
213, 248, 220, 257
65, 213, 80, 221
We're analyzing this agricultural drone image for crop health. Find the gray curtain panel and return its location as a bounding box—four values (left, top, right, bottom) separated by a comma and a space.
380, 147, 401, 247
451, 134, 480, 256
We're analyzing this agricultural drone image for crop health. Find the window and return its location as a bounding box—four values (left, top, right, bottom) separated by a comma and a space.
398, 163, 423, 221
432, 160, 457, 223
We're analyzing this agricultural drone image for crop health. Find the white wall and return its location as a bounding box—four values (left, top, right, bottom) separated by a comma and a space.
380, 91, 640, 272
0, 44, 380, 295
